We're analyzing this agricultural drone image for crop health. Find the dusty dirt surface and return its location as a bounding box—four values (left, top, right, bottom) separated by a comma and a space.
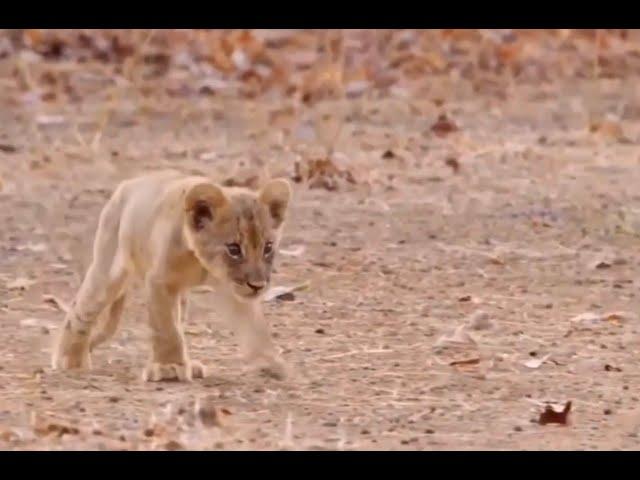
3, 31, 640, 450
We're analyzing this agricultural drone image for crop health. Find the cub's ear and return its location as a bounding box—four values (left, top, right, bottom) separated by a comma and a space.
184, 182, 228, 231
259, 178, 292, 228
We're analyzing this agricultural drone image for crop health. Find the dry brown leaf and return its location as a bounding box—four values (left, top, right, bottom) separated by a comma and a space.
197, 399, 232, 428
23, 29, 44, 48
431, 114, 459, 137
264, 282, 310, 302
602, 311, 635, 324
0, 144, 17, 153
445, 157, 460, 173
42, 294, 70, 312
164, 439, 185, 450
0, 429, 21, 442
293, 157, 356, 191
449, 357, 481, 367
590, 119, 627, 142
222, 174, 260, 189
423, 51, 448, 72
208, 34, 235, 73
570, 311, 633, 331
538, 401, 572, 426
31, 413, 80, 437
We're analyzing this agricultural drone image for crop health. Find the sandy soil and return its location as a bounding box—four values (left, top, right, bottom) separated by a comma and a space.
2, 69, 640, 450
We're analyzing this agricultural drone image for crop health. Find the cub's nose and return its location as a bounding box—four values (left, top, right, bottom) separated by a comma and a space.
246, 281, 266, 292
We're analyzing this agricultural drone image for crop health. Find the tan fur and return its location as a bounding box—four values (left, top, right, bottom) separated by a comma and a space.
51, 170, 293, 382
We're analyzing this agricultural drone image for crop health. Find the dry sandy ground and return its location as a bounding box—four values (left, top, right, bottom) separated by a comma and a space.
2, 73, 640, 450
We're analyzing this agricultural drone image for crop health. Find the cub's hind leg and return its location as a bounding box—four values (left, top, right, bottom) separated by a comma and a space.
52, 190, 130, 371
52, 258, 129, 370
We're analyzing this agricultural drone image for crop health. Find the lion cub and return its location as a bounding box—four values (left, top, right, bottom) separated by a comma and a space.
52, 170, 292, 382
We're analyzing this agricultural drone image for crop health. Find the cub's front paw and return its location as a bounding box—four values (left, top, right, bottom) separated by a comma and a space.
51, 330, 91, 371
142, 360, 207, 382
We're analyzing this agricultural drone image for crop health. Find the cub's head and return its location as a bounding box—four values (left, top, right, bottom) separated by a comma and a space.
184, 178, 292, 301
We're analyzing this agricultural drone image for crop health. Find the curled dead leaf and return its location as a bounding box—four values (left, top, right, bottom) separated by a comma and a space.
592, 260, 612, 270
293, 157, 356, 191
0, 429, 21, 442
449, 357, 480, 367
590, 119, 628, 142
487, 256, 505, 265
0, 144, 17, 153
538, 401, 572, 426
197, 399, 232, 428
31, 413, 80, 437
445, 157, 460, 173
164, 439, 185, 450
222, 174, 260, 189
42, 294, 70, 313
430, 114, 459, 137
569, 311, 634, 331
264, 282, 309, 302
602, 311, 635, 324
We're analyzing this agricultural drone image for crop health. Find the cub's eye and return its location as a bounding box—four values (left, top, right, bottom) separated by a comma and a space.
264, 241, 274, 256
226, 243, 243, 259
